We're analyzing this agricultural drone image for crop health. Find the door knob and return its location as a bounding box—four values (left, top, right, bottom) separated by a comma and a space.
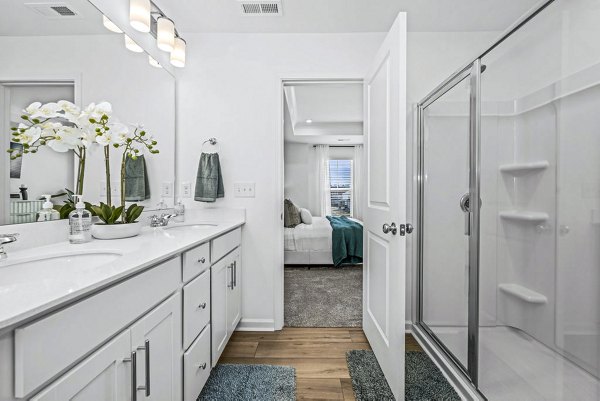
382, 223, 398, 235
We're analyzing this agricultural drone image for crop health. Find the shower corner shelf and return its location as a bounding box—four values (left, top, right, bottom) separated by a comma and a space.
499, 283, 547, 304
499, 161, 549, 175
499, 210, 549, 223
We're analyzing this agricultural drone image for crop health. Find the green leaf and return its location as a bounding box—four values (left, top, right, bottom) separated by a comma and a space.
126, 205, 144, 223
109, 206, 124, 224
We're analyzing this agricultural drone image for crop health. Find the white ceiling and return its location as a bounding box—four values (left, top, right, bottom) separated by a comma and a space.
160, 0, 540, 34
284, 82, 363, 145
0, 0, 106, 36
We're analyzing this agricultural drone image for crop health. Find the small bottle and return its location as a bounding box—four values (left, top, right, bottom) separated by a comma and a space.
174, 199, 185, 223
37, 195, 60, 222
156, 198, 168, 210
69, 195, 92, 244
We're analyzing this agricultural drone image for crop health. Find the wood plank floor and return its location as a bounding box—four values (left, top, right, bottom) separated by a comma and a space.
220, 328, 423, 401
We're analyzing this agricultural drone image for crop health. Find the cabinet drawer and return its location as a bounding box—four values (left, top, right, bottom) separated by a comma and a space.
183, 242, 210, 283
211, 227, 241, 263
183, 269, 211, 349
183, 324, 211, 401
14, 257, 180, 398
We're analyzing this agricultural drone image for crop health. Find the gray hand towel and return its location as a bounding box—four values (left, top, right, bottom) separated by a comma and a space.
125, 155, 151, 202
195, 152, 224, 202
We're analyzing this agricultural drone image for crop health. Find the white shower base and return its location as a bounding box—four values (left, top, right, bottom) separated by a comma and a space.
430, 326, 600, 401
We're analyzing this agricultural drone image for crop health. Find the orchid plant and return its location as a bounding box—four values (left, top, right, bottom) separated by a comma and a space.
7, 100, 95, 195
6, 100, 160, 224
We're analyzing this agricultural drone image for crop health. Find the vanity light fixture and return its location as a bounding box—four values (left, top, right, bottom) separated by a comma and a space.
102, 15, 123, 33
130, 0, 151, 32
170, 37, 186, 68
306, 119, 313, 124
148, 55, 162, 68
157, 17, 175, 52
125, 35, 144, 53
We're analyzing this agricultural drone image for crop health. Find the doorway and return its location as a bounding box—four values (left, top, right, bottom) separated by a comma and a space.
281, 80, 365, 328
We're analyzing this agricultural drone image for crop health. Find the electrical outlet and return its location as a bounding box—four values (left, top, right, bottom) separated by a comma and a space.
181, 182, 192, 198
234, 182, 255, 198
161, 181, 174, 197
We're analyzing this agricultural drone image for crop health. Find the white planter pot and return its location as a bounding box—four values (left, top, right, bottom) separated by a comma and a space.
91, 222, 142, 240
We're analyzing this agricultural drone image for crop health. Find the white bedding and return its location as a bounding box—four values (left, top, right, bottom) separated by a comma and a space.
284, 217, 363, 252
284, 217, 332, 252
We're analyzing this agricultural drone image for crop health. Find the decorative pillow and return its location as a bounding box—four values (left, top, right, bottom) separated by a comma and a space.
284, 199, 302, 228
299, 208, 313, 225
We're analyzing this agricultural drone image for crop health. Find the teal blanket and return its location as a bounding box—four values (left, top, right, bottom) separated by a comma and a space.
326, 216, 363, 266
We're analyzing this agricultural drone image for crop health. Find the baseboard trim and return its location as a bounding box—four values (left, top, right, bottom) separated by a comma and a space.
236, 318, 275, 331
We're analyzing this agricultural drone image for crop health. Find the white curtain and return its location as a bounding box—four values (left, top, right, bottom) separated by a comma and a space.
352, 145, 364, 220
314, 145, 331, 217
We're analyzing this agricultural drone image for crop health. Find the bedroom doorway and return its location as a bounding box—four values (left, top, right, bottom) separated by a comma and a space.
281, 80, 365, 328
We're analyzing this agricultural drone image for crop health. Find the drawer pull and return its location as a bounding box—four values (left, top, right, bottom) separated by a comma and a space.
197, 362, 207, 370
135, 340, 150, 396
198, 257, 206, 264
124, 351, 138, 401
198, 302, 207, 309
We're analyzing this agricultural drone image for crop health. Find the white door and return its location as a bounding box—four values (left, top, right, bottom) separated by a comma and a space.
130, 293, 182, 401
31, 331, 131, 401
227, 250, 242, 333
362, 12, 407, 400
211, 255, 231, 366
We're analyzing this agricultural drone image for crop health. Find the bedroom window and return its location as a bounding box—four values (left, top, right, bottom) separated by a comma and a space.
328, 159, 352, 217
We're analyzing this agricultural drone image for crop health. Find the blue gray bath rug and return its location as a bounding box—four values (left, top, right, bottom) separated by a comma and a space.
346, 350, 460, 401
197, 364, 295, 401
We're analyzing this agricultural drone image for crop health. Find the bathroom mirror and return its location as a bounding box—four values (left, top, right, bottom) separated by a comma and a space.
0, 0, 176, 225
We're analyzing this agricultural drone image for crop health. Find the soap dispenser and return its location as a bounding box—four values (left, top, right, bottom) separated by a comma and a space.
69, 195, 92, 244
37, 195, 60, 222
174, 198, 185, 223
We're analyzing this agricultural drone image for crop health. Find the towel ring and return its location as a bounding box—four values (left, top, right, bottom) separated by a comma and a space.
201, 137, 219, 153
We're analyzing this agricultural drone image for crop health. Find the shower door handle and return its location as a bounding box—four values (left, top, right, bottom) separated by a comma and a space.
460, 193, 471, 236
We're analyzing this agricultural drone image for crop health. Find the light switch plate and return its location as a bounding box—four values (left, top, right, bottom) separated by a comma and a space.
181, 182, 192, 198
161, 181, 174, 197
234, 182, 255, 198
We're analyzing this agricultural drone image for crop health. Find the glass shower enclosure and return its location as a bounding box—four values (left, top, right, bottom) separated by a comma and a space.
415, 0, 600, 399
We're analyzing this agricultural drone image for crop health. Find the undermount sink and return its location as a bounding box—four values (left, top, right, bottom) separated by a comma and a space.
163, 223, 218, 231
0, 250, 123, 284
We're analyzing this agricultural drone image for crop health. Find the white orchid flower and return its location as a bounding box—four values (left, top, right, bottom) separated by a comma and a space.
30, 102, 61, 119
80, 130, 94, 149
110, 122, 130, 145
58, 100, 81, 123
17, 126, 42, 146
95, 133, 113, 147
39, 121, 63, 136
24, 102, 42, 115
48, 126, 82, 152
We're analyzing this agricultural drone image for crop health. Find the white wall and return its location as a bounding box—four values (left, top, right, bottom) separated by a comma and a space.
176, 32, 384, 329
284, 143, 355, 216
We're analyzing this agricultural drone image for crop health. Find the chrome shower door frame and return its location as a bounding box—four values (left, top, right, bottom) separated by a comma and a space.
415, 60, 481, 385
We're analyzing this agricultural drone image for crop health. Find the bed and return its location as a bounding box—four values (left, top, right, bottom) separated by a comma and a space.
284, 217, 363, 266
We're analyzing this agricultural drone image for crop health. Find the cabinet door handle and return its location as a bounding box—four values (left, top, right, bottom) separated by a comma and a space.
227, 264, 233, 289
233, 260, 237, 288
198, 302, 207, 309
198, 257, 206, 264
124, 351, 138, 401
135, 340, 150, 396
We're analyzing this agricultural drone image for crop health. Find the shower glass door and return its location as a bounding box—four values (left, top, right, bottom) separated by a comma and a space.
418, 66, 475, 374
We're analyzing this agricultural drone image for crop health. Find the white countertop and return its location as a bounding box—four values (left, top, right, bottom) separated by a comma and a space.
0, 217, 244, 332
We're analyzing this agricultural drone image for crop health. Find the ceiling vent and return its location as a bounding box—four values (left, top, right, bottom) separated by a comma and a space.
239, 0, 282, 16
25, 3, 80, 18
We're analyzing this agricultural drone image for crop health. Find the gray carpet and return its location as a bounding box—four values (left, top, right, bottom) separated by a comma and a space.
346, 350, 460, 401
197, 364, 295, 401
284, 266, 362, 327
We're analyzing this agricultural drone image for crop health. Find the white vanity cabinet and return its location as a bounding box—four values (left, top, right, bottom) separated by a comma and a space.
0, 223, 243, 401
210, 228, 242, 366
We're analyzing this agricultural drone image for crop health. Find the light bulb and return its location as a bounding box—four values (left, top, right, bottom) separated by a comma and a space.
130, 0, 151, 33
170, 37, 186, 68
125, 35, 144, 53
157, 17, 175, 52
102, 15, 122, 33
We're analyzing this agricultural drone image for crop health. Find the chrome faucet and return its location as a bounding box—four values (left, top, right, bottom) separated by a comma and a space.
0, 233, 18, 260
149, 214, 176, 228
